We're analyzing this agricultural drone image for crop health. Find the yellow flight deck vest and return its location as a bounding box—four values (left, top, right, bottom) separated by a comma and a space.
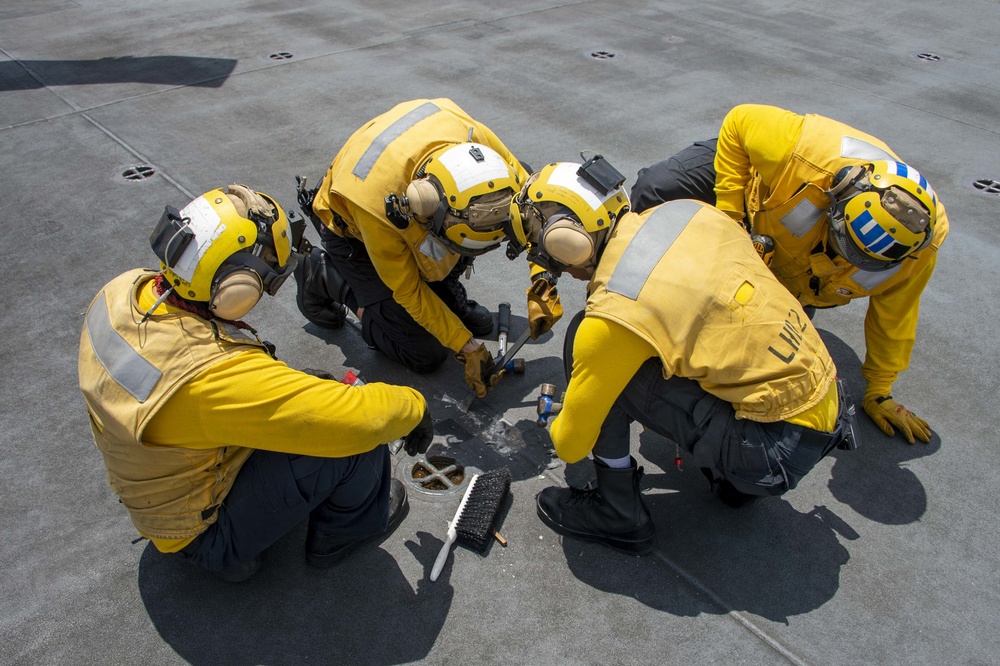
78, 270, 266, 540
313, 98, 521, 282
744, 113, 949, 306
587, 200, 837, 423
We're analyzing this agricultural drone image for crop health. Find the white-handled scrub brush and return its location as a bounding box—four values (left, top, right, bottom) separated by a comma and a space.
430, 466, 511, 582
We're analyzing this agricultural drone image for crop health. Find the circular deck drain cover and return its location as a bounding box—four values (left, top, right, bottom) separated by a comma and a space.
972, 178, 1000, 195
916, 52, 942, 61
399, 455, 477, 501
591, 50, 616, 60
269, 52, 294, 60
122, 165, 155, 181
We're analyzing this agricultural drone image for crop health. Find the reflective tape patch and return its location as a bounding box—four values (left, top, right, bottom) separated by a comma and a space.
436, 143, 510, 193
352, 102, 441, 180
85, 293, 162, 402
546, 162, 619, 212
779, 198, 825, 237
419, 234, 450, 262
840, 136, 895, 163
851, 262, 901, 290
607, 200, 701, 300
173, 196, 224, 283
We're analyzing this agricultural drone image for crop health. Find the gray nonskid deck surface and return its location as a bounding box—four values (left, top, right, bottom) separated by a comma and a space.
1, 1, 998, 664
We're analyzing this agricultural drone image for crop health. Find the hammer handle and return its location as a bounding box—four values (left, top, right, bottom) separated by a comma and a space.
498, 302, 511, 337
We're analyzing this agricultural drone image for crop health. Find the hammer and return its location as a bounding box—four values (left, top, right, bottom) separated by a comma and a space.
536, 383, 563, 426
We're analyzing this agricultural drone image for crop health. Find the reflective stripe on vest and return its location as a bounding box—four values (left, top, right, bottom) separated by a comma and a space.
85, 292, 162, 402
352, 101, 442, 180
607, 199, 701, 300
841, 136, 895, 162
419, 234, 450, 262
780, 198, 826, 237
851, 263, 902, 290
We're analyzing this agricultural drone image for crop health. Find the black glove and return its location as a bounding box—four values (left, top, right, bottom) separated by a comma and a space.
403, 409, 434, 456
294, 248, 348, 329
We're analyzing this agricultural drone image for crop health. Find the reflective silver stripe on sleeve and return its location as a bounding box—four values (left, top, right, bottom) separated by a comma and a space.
779, 198, 826, 237
352, 102, 442, 180
607, 200, 701, 300
841, 136, 895, 162
85, 293, 162, 402
851, 263, 901, 290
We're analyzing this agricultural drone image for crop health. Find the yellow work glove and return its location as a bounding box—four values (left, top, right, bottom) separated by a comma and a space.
527, 275, 563, 339
862, 395, 931, 444
456, 343, 493, 398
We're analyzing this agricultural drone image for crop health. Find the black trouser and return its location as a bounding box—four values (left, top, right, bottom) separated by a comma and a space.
179, 446, 390, 572
563, 311, 840, 497
630, 139, 719, 214
319, 225, 451, 373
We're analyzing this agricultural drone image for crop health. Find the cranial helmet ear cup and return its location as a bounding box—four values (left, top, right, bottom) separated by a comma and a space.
542, 222, 595, 266
210, 270, 263, 320
405, 180, 442, 218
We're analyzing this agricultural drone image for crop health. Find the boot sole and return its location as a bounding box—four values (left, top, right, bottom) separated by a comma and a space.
536, 504, 655, 555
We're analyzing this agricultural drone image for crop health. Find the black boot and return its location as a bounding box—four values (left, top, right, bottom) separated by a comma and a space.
430, 261, 494, 337
305, 479, 409, 569
294, 247, 352, 329
536, 458, 654, 554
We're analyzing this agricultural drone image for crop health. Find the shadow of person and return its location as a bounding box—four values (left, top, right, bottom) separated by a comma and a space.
138, 527, 453, 666
0, 56, 238, 91
557, 459, 854, 623
396, 354, 568, 484
819, 330, 940, 525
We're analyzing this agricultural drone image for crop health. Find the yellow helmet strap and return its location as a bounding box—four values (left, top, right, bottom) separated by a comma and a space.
503, 213, 527, 259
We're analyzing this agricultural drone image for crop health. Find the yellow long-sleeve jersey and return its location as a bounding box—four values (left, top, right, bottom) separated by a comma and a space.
313, 98, 530, 352
714, 104, 949, 399
138, 281, 426, 551
550, 317, 838, 465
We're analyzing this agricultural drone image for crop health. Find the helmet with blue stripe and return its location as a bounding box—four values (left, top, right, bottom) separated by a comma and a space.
828, 160, 937, 271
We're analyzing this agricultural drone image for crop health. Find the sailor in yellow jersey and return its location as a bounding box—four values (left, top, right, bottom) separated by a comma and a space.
294, 98, 553, 397
512, 162, 857, 554
631, 104, 947, 445
78, 185, 434, 582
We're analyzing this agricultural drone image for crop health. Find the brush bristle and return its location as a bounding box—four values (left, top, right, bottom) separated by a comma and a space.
454, 467, 511, 552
